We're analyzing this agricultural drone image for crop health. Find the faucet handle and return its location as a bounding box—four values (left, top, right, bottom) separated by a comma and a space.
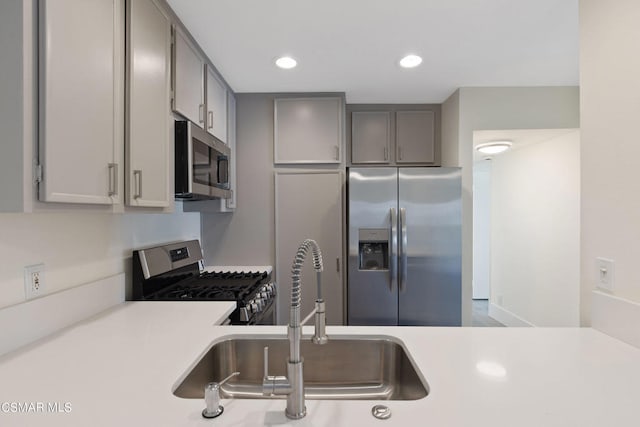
312, 299, 329, 345
262, 345, 292, 397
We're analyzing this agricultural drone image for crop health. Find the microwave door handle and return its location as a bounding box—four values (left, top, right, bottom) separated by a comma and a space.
390, 207, 397, 292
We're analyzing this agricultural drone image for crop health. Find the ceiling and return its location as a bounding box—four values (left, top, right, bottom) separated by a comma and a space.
166, 0, 579, 104
472, 128, 577, 162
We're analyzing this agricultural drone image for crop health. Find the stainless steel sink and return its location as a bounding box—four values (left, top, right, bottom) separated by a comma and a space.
173, 334, 429, 400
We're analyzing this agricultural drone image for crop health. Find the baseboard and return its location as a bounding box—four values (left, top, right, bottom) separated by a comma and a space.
0, 273, 125, 357
489, 302, 534, 327
592, 290, 640, 349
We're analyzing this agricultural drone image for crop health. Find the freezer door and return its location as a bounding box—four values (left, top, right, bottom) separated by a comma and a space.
348, 168, 398, 325
398, 168, 461, 326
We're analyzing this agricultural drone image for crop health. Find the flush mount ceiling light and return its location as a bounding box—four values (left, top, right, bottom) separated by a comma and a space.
476, 141, 513, 155
275, 56, 297, 69
399, 54, 423, 68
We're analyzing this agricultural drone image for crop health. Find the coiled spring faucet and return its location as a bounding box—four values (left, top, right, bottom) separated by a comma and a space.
262, 239, 327, 419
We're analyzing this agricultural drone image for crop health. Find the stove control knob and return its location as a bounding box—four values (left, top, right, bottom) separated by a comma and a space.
267, 284, 276, 295
250, 302, 259, 313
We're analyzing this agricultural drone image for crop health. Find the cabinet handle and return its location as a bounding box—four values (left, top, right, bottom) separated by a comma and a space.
133, 170, 142, 199
336, 258, 340, 273
108, 163, 118, 196
384, 147, 388, 161
398, 146, 403, 161
199, 104, 205, 124
334, 145, 339, 161
208, 111, 213, 130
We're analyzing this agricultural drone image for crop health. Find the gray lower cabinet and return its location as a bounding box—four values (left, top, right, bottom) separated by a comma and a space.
351, 112, 391, 164
396, 110, 435, 164
275, 171, 344, 325
274, 97, 344, 164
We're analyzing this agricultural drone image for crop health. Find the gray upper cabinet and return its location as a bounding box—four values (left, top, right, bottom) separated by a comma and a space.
274, 97, 343, 164
173, 29, 228, 143
38, 0, 124, 205
351, 112, 391, 164
396, 110, 435, 164
172, 27, 205, 128
348, 106, 440, 166
206, 65, 228, 143
126, 0, 171, 207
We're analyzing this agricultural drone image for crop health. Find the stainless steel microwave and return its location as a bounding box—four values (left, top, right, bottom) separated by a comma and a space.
175, 120, 231, 200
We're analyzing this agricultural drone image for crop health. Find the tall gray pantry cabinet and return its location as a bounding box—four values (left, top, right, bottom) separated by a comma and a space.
273, 96, 345, 325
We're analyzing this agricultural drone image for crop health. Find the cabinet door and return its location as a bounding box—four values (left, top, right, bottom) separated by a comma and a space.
39, 0, 123, 204
126, 0, 171, 207
396, 111, 435, 164
274, 98, 343, 164
225, 93, 237, 210
275, 171, 344, 325
351, 111, 391, 164
173, 28, 204, 127
206, 66, 228, 143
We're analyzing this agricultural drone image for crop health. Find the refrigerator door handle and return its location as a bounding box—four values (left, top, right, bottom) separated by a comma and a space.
390, 207, 398, 292
399, 207, 408, 292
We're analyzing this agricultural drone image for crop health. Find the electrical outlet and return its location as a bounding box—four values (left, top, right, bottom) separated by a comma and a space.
24, 263, 46, 300
596, 258, 614, 291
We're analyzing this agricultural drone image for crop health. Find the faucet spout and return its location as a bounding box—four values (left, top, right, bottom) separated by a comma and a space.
262, 238, 326, 420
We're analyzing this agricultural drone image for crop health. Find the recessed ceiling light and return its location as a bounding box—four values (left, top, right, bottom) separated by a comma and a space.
399, 54, 422, 68
476, 141, 513, 155
275, 56, 297, 69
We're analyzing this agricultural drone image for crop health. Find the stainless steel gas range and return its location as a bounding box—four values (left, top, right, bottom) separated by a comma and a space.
131, 240, 276, 325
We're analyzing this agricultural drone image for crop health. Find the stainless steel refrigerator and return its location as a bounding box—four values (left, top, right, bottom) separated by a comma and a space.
347, 167, 462, 326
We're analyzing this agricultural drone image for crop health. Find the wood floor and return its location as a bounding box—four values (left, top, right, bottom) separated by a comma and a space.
471, 299, 505, 327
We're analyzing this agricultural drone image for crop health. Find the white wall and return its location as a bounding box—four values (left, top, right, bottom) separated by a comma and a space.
472, 160, 491, 299
442, 86, 580, 325
490, 130, 580, 326
0, 211, 201, 308
580, 0, 640, 325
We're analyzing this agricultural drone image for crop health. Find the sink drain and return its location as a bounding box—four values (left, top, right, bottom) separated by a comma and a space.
371, 405, 391, 420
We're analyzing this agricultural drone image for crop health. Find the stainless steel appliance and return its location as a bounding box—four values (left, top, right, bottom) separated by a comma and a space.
131, 240, 276, 325
175, 120, 231, 200
348, 167, 462, 326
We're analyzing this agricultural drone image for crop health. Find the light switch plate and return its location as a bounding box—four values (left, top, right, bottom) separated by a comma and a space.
596, 257, 615, 291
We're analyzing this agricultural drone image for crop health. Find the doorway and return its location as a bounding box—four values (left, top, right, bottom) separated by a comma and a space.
471, 129, 580, 327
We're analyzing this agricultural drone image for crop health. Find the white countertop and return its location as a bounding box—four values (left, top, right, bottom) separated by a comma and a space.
1, 302, 639, 426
